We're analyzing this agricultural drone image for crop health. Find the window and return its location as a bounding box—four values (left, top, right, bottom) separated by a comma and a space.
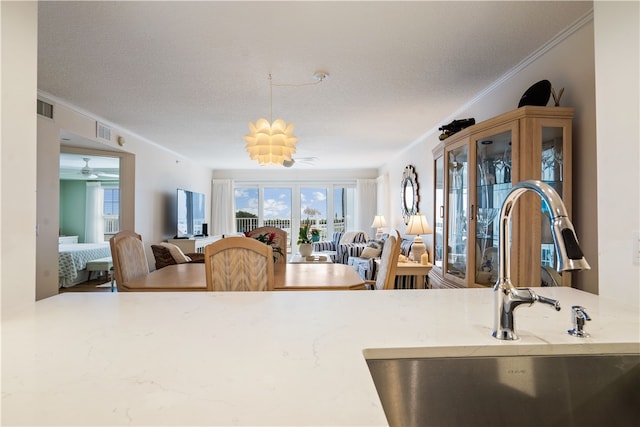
234, 182, 355, 253
103, 188, 120, 215
103, 187, 120, 234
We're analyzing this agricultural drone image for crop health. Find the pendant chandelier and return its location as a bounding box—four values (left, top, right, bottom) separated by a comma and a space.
244, 74, 298, 166
244, 72, 328, 166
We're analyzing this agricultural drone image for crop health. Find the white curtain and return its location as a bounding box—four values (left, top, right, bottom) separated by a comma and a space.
377, 173, 390, 234
84, 181, 105, 243
356, 179, 377, 236
212, 179, 236, 235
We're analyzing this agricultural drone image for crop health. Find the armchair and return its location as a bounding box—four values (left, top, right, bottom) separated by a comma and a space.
151, 243, 205, 270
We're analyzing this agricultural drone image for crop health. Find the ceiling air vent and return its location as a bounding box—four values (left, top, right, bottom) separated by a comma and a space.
96, 122, 111, 141
37, 99, 54, 119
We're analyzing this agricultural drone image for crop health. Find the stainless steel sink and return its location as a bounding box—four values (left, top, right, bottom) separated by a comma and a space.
365, 350, 639, 427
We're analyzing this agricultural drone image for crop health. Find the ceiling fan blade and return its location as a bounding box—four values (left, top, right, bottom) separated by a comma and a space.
96, 172, 119, 178
283, 156, 317, 167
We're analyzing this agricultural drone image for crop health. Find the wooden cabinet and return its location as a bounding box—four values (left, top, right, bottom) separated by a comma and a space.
430, 106, 574, 289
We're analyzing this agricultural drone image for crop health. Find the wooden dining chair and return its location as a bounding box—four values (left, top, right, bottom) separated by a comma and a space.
204, 237, 275, 291
365, 230, 401, 290
245, 226, 288, 263
109, 230, 150, 291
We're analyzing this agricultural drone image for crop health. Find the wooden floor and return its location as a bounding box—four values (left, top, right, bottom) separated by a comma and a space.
59, 275, 116, 293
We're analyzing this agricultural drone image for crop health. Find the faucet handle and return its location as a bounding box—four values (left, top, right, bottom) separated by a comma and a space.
568, 305, 591, 337
532, 291, 561, 311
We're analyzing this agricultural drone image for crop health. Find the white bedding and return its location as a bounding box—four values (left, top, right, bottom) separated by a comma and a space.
58, 243, 111, 288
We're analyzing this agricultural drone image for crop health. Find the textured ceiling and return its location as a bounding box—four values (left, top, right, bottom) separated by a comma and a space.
38, 1, 591, 171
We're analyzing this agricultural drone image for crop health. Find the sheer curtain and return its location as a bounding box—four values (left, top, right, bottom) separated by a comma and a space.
356, 179, 377, 236
212, 179, 236, 235
85, 181, 105, 243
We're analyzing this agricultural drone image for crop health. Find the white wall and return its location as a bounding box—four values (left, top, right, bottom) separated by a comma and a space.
34, 98, 214, 299
1, 1, 38, 314
381, 13, 599, 292
380, 7, 640, 306
594, 1, 640, 305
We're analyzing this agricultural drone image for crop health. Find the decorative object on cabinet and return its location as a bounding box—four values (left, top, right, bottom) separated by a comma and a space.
371, 215, 387, 239
401, 165, 420, 224
405, 214, 432, 262
551, 86, 565, 107
431, 106, 574, 290
517, 79, 551, 107
438, 118, 476, 140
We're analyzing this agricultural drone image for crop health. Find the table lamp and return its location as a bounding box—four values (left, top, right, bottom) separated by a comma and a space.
406, 214, 432, 263
371, 215, 387, 240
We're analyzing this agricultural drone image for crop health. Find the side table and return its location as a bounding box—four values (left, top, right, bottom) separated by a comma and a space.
376, 260, 432, 289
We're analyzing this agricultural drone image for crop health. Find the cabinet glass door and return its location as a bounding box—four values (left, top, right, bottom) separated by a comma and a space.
434, 155, 444, 269
475, 130, 512, 286
540, 127, 564, 270
446, 145, 468, 280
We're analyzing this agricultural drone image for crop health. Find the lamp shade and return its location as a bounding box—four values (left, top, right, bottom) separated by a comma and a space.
370, 215, 387, 228
405, 214, 432, 235
244, 118, 298, 166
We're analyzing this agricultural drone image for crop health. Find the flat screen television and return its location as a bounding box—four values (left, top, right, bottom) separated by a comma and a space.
176, 188, 206, 238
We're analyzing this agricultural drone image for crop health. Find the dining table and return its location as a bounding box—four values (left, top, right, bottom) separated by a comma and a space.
122, 262, 366, 291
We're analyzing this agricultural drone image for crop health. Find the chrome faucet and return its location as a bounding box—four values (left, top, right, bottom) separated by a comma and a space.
492, 180, 590, 340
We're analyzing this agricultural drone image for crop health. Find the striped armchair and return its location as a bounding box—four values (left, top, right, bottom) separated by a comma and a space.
313, 231, 369, 264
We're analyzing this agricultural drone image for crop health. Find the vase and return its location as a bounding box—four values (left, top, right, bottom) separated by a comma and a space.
299, 243, 313, 257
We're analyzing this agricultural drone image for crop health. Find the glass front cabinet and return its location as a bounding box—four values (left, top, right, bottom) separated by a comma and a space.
430, 106, 574, 289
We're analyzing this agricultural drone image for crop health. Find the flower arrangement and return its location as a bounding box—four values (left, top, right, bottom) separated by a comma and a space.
245, 231, 283, 262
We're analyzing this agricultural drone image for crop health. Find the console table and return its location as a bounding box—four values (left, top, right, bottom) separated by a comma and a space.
168, 236, 220, 253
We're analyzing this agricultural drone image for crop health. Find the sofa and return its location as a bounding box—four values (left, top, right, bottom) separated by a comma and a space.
348, 235, 420, 288
312, 231, 369, 264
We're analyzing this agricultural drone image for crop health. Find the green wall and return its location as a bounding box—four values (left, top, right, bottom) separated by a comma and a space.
59, 180, 86, 242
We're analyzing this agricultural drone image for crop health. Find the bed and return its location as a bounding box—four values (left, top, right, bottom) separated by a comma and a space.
58, 243, 112, 288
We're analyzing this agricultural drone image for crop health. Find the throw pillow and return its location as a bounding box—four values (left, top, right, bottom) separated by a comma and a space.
359, 239, 384, 259
159, 242, 192, 263
339, 231, 359, 244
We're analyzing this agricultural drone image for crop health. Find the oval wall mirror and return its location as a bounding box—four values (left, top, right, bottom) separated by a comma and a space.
401, 165, 420, 224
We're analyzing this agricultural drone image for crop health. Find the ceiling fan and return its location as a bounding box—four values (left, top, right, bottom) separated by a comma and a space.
61, 157, 119, 179
282, 157, 318, 168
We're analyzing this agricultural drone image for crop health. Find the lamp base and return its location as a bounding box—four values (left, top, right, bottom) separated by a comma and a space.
375, 228, 384, 240
410, 236, 426, 262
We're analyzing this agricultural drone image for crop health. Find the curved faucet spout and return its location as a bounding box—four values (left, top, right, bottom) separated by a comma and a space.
492, 180, 590, 341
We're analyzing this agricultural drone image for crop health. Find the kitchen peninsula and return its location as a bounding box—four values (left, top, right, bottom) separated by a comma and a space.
2, 288, 638, 426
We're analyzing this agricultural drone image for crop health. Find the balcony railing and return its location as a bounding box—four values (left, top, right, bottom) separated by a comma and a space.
235, 217, 345, 241
104, 215, 119, 234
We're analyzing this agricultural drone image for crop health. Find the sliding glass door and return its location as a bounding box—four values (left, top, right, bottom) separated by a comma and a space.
234, 182, 355, 254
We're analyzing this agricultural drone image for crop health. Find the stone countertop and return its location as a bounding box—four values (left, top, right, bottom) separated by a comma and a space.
2, 287, 639, 426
